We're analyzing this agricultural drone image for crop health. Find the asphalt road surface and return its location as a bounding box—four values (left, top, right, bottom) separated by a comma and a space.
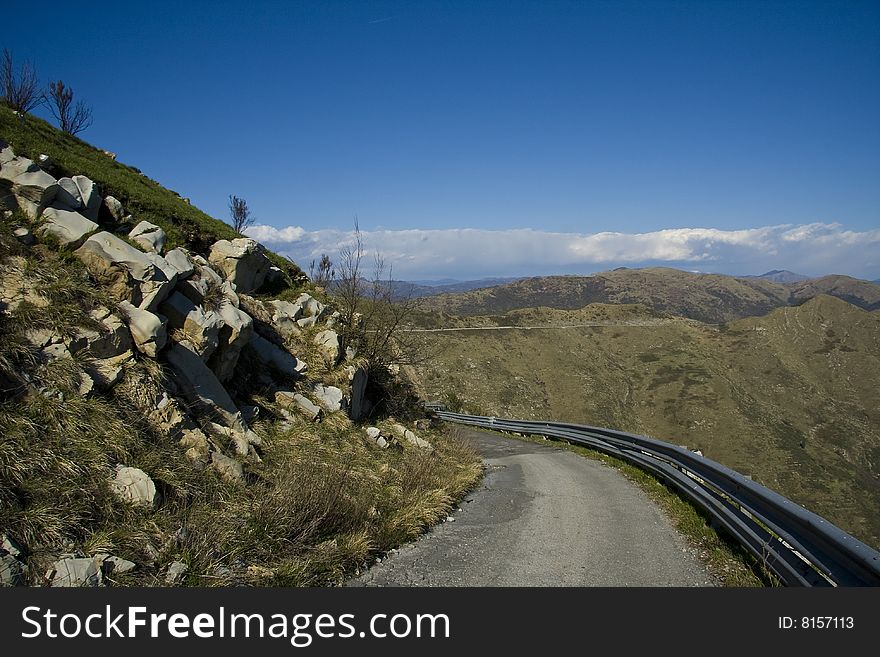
349, 428, 714, 586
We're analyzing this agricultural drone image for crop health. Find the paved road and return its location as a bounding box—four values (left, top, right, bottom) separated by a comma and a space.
349, 429, 714, 586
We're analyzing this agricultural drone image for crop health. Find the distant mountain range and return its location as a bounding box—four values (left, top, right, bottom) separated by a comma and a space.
746, 270, 810, 284
414, 267, 880, 324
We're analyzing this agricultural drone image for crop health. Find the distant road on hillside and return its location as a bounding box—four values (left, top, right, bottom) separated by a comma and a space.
349, 429, 713, 586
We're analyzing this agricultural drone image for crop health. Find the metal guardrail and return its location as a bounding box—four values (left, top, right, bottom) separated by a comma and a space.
435, 410, 880, 587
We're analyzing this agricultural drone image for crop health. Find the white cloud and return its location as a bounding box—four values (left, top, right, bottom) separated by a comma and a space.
244, 222, 880, 281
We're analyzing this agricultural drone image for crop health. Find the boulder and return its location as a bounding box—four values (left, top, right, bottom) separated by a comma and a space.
69, 175, 101, 221
312, 384, 346, 413
366, 427, 381, 440
211, 452, 244, 484
247, 334, 307, 377
48, 557, 102, 587
164, 248, 195, 279
117, 301, 167, 357
5, 165, 58, 219
165, 342, 256, 442
159, 292, 223, 359
54, 177, 84, 210
75, 232, 176, 311
296, 315, 318, 328
376, 436, 389, 449
313, 329, 341, 364
36, 207, 98, 248
128, 220, 167, 254
208, 238, 270, 293
208, 302, 253, 381
103, 195, 125, 222
296, 293, 326, 319
110, 465, 159, 508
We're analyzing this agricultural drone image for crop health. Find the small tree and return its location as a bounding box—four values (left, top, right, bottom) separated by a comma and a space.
1, 49, 42, 114
46, 80, 93, 135
309, 253, 334, 287
228, 194, 254, 234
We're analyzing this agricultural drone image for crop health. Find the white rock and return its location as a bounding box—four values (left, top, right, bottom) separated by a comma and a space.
117, 301, 167, 357
10, 169, 58, 218
159, 292, 223, 359
313, 329, 341, 364
366, 427, 382, 440
165, 341, 249, 431
103, 195, 125, 221
208, 238, 271, 293
165, 561, 189, 584
36, 207, 98, 248
49, 557, 102, 587
110, 465, 159, 507
102, 556, 136, 575
312, 384, 346, 413
75, 232, 176, 311
54, 177, 84, 210
129, 220, 167, 254
72, 175, 101, 221
209, 303, 253, 381
0, 553, 27, 586
164, 248, 195, 279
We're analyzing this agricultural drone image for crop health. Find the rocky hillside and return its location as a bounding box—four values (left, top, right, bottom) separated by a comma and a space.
0, 138, 479, 586
416, 267, 880, 324
412, 296, 880, 549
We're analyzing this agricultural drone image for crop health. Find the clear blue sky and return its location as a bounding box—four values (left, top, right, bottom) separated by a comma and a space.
4, 1, 879, 278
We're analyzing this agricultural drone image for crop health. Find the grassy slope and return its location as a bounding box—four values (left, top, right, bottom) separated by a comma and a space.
412, 297, 880, 549
0, 106, 303, 280
416, 267, 880, 324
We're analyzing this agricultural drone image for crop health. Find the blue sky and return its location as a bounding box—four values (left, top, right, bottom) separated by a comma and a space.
4, 0, 879, 279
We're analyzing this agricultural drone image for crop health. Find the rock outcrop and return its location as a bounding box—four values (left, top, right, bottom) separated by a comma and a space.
208, 238, 270, 293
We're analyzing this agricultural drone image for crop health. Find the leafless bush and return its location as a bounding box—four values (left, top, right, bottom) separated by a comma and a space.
46, 79, 93, 135
228, 194, 253, 234
309, 253, 334, 287
1, 49, 42, 114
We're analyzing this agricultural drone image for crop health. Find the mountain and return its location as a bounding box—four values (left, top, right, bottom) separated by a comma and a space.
416, 267, 880, 323
748, 270, 809, 284
789, 275, 880, 311
411, 295, 880, 548
416, 267, 793, 324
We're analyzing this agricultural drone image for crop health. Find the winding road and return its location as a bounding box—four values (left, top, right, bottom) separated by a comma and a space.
349, 428, 714, 586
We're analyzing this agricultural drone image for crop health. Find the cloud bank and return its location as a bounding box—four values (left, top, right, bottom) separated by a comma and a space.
246, 222, 880, 281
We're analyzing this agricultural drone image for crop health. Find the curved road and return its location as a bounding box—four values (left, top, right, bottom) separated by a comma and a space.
350, 428, 714, 586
